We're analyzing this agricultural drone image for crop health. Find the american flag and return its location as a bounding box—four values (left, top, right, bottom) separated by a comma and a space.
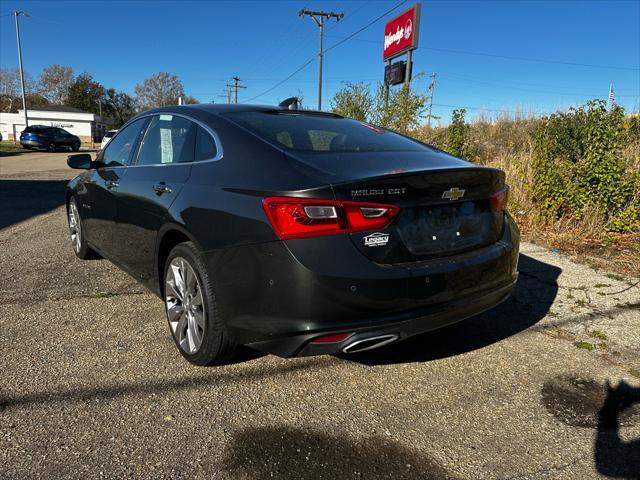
608, 83, 616, 104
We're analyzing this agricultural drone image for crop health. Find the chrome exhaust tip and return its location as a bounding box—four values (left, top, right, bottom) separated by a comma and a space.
341, 334, 399, 354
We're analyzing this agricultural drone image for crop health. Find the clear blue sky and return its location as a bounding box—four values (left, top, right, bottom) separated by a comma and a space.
1, 0, 639, 124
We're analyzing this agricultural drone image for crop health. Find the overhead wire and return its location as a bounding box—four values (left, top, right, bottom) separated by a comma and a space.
243, 0, 410, 103
324, 34, 640, 71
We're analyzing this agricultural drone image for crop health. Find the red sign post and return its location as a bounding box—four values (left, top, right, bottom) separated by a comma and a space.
383, 4, 421, 61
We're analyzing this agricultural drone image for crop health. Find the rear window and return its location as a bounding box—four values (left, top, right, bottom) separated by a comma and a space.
105, 131, 116, 138
224, 111, 427, 153
24, 126, 51, 134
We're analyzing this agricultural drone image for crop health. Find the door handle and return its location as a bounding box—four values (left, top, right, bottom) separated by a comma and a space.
105, 180, 119, 189
153, 182, 173, 195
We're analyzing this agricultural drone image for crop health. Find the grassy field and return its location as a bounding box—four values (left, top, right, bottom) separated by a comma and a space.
0, 141, 29, 153
0, 141, 98, 154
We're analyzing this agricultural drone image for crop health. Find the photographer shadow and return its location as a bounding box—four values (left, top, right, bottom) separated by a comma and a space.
595, 381, 640, 478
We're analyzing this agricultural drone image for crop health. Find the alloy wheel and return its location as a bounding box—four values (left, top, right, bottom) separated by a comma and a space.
165, 257, 205, 354
68, 201, 82, 253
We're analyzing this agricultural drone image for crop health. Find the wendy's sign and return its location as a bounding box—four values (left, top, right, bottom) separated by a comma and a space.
383, 4, 421, 61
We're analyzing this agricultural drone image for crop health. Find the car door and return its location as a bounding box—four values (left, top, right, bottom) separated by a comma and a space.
113, 114, 196, 281
52, 128, 67, 148
59, 129, 74, 148
80, 117, 149, 259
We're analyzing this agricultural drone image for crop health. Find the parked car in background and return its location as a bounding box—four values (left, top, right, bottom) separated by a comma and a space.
20, 125, 81, 152
65, 104, 520, 366
100, 129, 118, 150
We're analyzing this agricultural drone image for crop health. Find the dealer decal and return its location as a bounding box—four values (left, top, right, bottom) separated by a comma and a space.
363, 232, 390, 247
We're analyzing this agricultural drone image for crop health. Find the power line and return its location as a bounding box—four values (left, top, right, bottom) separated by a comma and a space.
324, 0, 409, 55
243, 0, 409, 104
425, 46, 639, 72
325, 34, 640, 71
435, 71, 640, 93
243, 58, 316, 103
324, 0, 371, 34
439, 73, 639, 98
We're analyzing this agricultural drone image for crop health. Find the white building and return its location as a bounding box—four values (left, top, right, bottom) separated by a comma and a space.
0, 105, 111, 142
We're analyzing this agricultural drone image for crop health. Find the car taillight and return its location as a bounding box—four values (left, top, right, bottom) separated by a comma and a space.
310, 333, 354, 344
491, 186, 509, 211
262, 196, 400, 240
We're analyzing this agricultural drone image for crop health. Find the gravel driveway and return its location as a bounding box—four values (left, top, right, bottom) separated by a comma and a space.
1, 152, 638, 479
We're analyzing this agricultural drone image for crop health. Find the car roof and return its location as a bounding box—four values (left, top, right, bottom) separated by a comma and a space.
141, 103, 340, 117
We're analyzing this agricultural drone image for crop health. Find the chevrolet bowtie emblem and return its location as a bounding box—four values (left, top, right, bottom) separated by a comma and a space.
442, 187, 465, 201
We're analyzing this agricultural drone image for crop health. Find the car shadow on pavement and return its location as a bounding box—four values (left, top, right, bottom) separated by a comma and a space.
0, 179, 67, 230
0, 356, 338, 412
595, 381, 640, 478
0, 150, 29, 157
221, 426, 457, 479
342, 253, 560, 366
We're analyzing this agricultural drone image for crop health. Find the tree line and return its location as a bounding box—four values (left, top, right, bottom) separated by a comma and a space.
0, 65, 199, 127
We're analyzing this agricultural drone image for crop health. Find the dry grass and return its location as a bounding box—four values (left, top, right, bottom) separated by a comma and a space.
412, 116, 640, 277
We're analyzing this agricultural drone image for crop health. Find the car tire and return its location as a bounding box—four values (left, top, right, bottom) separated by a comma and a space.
72, 141, 80, 152
164, 242, 236, 366
47, 142, 56, 152
67, 197, 97, 260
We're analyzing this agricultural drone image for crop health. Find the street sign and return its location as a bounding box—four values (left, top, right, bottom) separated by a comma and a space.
385, 60, 412, 85
383, 3, 421, 61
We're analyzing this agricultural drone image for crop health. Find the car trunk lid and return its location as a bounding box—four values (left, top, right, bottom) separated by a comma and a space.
284, 149, 506, 264
331, 166, 505, 264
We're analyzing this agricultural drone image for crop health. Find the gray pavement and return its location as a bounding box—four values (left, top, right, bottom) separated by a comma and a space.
0, 152, 638, 479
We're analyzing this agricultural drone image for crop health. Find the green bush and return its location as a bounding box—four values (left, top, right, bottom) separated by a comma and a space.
446, 109, 473, 159
531, 100, 639, 232
330, 82, 373, 121
331, 81, 426, 134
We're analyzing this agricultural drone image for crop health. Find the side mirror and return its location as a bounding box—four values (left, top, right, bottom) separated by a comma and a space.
67, 153, 93, 170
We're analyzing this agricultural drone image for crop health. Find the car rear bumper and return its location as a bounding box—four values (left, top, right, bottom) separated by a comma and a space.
204, 213, 520, 357
20, 139, 44, 148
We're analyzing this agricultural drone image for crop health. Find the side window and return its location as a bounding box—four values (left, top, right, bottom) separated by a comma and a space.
308, 130, 338, 151
275, 131, 293, 149
101, 118, 147, 167
136, 115, 196, 166
195, 125, 218, 161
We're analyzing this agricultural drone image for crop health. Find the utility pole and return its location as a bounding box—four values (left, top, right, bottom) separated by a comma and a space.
426, 72, 438, 128
383, 59, 391, 110
219, 86, 232, 104
226, 76, 246, 104
299, 9, 344, 111
14, 11, 30, 130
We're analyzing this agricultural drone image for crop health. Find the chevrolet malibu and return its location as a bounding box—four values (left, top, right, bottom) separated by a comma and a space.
65, 104, 519, 365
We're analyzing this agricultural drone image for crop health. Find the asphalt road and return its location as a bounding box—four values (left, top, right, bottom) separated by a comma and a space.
1, 151, 639, 479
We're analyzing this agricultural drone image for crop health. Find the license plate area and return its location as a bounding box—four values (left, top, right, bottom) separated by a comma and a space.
395, 200, 501, 258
